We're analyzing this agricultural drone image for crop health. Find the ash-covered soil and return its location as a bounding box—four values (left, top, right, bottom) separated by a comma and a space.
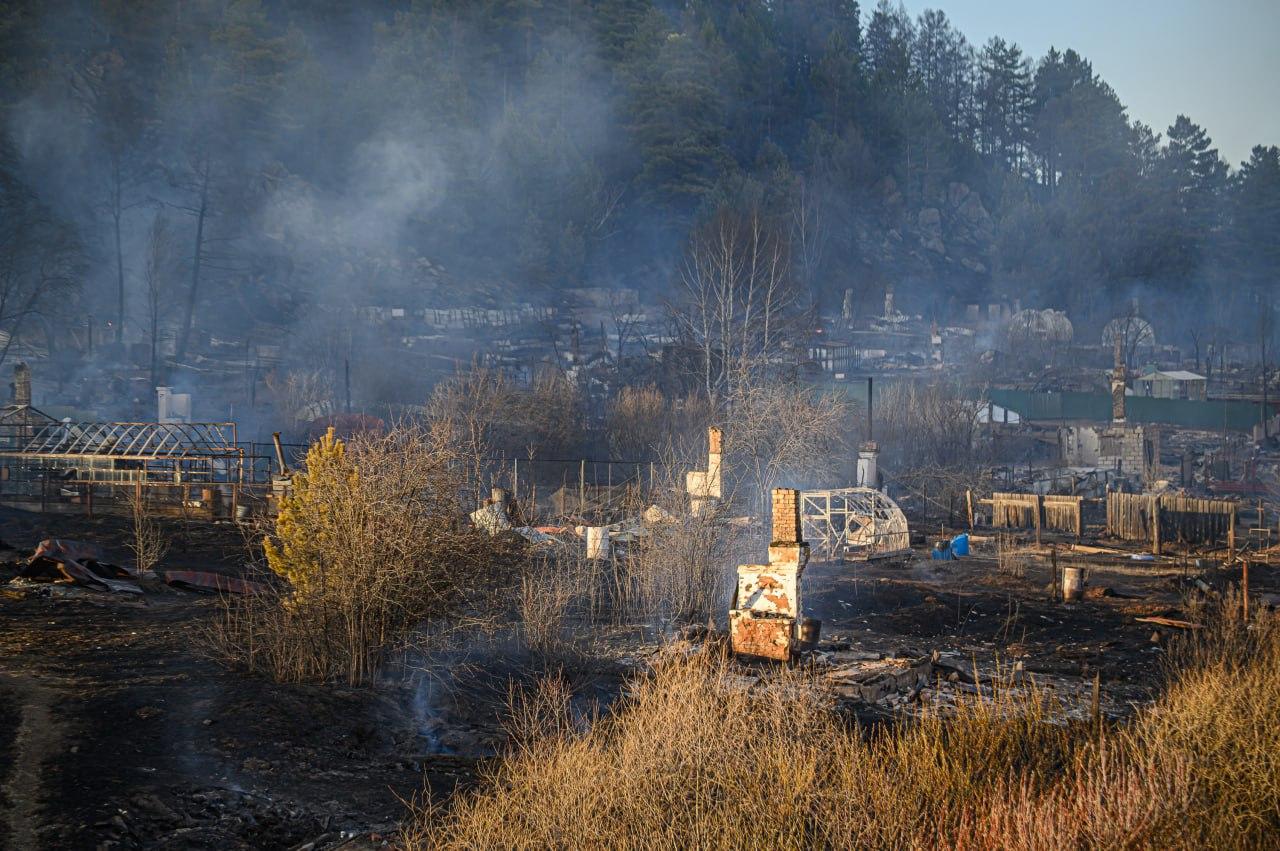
0, 508, 477, 850
806, 547, 1275, 710
1, 506, 1271, 849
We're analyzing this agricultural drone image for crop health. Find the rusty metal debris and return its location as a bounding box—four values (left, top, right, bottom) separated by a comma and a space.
161, 570, 269, 596
22, 538, 141, 594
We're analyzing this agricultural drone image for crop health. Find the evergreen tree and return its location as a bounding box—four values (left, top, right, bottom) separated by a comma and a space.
1232, 145, 1280, 291
976, 37, 1031, 174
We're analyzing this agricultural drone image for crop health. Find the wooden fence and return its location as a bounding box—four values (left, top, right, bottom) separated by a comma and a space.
991, 492, 1084, 538
1106, 492, 1237, 553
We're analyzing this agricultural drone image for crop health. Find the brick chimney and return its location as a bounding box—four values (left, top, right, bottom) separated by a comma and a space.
11, 362, 31, 407
771, 487, 802, 544
1111, 338, 1126, 422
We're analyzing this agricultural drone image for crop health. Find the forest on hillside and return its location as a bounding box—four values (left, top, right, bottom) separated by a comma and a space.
2, 0, 1278, 360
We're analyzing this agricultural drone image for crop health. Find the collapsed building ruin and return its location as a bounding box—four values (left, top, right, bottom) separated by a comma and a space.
685, 426, 722, 517
729, 488, 817, 662
1058, 340, 1162, 486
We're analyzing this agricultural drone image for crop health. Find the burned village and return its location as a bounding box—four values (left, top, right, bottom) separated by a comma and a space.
2, 1, 1279, 849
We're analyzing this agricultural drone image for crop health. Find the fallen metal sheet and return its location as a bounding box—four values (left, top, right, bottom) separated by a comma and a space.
470, 502, 513, 534
513, 526, 557, 545
24, 538, 142, 594
162, 570, 269, 595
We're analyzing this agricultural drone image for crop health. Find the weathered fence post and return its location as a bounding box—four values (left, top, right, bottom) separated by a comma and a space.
1242, 560, 1250, 622
1151, 495, 1162, 555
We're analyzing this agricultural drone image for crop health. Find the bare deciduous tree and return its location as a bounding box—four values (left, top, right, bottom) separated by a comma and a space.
142, 213, 180, 388
723, 380, 853, 512
70, 52, 150, 344
607, 288, 641, 362
0, 157, 83, 369
669, 205, 810, 403
789, 175, 828, 301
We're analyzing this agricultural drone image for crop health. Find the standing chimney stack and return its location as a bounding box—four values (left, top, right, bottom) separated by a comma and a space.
1111, 338, 1127, 423
11, 362, 31, 407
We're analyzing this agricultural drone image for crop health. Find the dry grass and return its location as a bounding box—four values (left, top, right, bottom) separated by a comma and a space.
408, 596, 1280, 850
996, 533, 1027, 578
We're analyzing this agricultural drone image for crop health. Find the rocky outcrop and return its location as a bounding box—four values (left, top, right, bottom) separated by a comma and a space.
852, 179, 997, 289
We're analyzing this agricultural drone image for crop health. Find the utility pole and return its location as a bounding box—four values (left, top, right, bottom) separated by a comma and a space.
1260, 294, 1271, 440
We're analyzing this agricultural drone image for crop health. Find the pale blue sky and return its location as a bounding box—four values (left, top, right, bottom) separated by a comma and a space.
895, 0, 1279, 169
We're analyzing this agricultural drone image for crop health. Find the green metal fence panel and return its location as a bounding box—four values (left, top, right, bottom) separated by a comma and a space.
989, 388, 1267, 432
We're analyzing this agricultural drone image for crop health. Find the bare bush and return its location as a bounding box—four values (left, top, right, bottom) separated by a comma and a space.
876, 381, 990, 521
878, 380, 988, 471
517, 551, 597, 664
265, 367, 335, 425
605, 385, 715, 461
427, 363, 585, 463
125, 486, 168, 575
724, 379, 853, 505
996, 533, 1027, 578
605, 385, 669, 461
210, 423, 521, 685
619, 512, 742, 627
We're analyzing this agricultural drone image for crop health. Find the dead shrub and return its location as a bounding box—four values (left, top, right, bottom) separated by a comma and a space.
605, 385, 717, 462
426, 364, 586, 464
617, 511, 740, 626
517, 551, 594, 664
605, 384, 670, 461
996, 533, 1027, 578
125, 486, 169, 575
877, 380, 988, 471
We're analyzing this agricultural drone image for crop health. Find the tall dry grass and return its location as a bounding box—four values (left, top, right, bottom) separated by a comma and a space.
409, 595, 1279, 849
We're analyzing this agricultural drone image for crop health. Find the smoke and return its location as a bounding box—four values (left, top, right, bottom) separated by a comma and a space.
259, 128, 449, 257
0, 1, 628, 430
2, 0, 1273, 433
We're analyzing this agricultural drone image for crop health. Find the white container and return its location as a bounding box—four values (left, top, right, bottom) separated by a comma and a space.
585, 526, 611, 560
1062, 566, 1084, 601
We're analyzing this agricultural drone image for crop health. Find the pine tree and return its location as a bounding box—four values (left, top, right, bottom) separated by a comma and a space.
623, 14, 733, 215
1162, 115, 1228, 217
264, 427, 353, 600
1232, 145, 1280, 290
976, 37, 1031, 174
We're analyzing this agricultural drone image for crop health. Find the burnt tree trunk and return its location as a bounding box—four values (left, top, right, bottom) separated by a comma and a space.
176, 158, 210, 364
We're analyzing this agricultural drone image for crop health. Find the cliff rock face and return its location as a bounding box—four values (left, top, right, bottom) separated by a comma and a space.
853, 179, 996, 299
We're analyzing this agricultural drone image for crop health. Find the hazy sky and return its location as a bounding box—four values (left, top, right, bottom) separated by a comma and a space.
895, 0, 1280, 169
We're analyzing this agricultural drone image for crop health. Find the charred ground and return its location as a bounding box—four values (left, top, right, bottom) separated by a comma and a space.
2, 505, 1270, 849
